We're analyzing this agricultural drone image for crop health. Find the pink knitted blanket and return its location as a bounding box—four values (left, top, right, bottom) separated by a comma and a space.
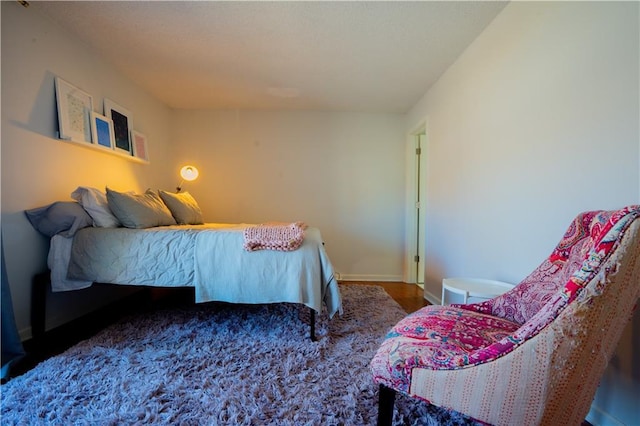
243, 222, 307, 251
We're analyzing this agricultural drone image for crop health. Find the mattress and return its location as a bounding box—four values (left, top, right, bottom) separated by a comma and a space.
49, 223, 342, 318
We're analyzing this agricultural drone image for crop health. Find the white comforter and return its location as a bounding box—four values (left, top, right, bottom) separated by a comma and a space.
49, 224, 342, 317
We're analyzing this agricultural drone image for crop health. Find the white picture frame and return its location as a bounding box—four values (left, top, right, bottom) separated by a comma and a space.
131, 130, 150, 163
55, 77, 93, 143
90, 111, 116, 150
104, 98, 133, 155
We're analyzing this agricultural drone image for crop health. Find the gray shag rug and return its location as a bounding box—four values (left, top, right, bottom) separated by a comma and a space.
1, 285, 480, 425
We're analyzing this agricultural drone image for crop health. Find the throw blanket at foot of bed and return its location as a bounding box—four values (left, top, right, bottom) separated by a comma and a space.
195, 225, 341, 318
243, 222, 307, 251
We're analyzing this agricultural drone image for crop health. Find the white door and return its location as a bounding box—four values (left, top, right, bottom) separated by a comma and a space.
404, 126, 427, 286
415, 133, 426, 285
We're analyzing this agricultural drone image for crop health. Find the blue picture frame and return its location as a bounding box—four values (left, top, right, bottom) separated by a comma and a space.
90, 111, 115, 150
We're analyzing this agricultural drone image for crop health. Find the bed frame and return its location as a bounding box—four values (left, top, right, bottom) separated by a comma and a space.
31, 271, 317, 347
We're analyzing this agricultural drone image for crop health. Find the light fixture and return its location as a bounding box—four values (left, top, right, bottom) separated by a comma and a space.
176, 165, 199, 192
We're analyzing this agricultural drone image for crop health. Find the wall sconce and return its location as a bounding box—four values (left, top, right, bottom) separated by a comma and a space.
176, 165, 199, 192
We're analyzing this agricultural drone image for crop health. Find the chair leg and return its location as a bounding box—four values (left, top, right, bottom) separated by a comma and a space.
377, 383, 396, 426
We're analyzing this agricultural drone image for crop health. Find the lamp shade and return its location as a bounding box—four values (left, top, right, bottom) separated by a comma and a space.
180, 165, 199, 181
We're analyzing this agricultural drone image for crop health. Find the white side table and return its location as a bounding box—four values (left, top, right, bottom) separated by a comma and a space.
441, 277, 514, 305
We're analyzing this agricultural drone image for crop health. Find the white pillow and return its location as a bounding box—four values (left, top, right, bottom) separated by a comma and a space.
70, 186, 120, 228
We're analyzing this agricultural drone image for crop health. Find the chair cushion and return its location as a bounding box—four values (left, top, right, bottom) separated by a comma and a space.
371, 305, 519, 393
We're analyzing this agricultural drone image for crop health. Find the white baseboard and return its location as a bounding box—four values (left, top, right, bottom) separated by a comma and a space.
19, 309, 97, 341
18, 326, 32, 342
586, 404, 625, 426
337, 274, 404, 282
19, 285, 141, 342
423, 289, 441, 305
586, 365, 638, 426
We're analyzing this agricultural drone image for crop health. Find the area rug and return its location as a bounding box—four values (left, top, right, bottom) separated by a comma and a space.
1, 285, 479, 425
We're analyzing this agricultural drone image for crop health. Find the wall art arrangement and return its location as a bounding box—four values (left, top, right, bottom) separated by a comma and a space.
54, 76, 149, 164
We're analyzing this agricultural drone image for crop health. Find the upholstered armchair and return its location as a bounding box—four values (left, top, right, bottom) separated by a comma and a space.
371, 206, 640, 426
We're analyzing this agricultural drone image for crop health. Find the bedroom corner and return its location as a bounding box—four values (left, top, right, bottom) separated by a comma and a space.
1, 1, 174, 339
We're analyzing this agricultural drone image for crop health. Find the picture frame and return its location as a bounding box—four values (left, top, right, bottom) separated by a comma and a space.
104, 98, 133, 155
131, 130, 150, 162
89, 111, 116, 150
55, 77, 93, 143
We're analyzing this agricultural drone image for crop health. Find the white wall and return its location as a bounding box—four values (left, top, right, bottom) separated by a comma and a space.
0, 2, 408, 342
171, 109, 406, 281
1, 2, 174, 338
406, 2, 639, 424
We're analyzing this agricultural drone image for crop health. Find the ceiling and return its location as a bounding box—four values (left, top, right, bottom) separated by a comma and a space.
33, 1, 508, 113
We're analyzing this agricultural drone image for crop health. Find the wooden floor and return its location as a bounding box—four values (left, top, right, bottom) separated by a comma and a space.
6, 281, 426, 382
344, 281, 429, 313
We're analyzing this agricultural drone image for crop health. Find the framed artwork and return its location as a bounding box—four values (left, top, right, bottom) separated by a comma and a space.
104, 98, 133, 155
55, 77, 93, 143
90, 111, 115, 150
131, 130, 149, 162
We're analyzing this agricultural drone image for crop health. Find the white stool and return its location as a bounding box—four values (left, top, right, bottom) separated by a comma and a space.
441, 277, 514, 305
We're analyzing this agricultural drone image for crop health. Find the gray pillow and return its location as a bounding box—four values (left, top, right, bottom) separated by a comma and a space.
25, 201, 93, 237
106, 188, 177, 229
158, 190, 204, 225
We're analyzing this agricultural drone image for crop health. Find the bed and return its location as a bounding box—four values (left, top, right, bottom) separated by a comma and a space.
27, 189, 342, 342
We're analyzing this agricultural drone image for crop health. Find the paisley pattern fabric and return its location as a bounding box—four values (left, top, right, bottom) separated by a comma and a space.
459, 207, 638, 324
371, 206, 640, 395
562, 207, 638, 301
548, 210, 600, 265
370, 306, 519, 392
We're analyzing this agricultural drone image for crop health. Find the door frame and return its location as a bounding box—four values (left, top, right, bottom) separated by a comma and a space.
403, 120, 427, 285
